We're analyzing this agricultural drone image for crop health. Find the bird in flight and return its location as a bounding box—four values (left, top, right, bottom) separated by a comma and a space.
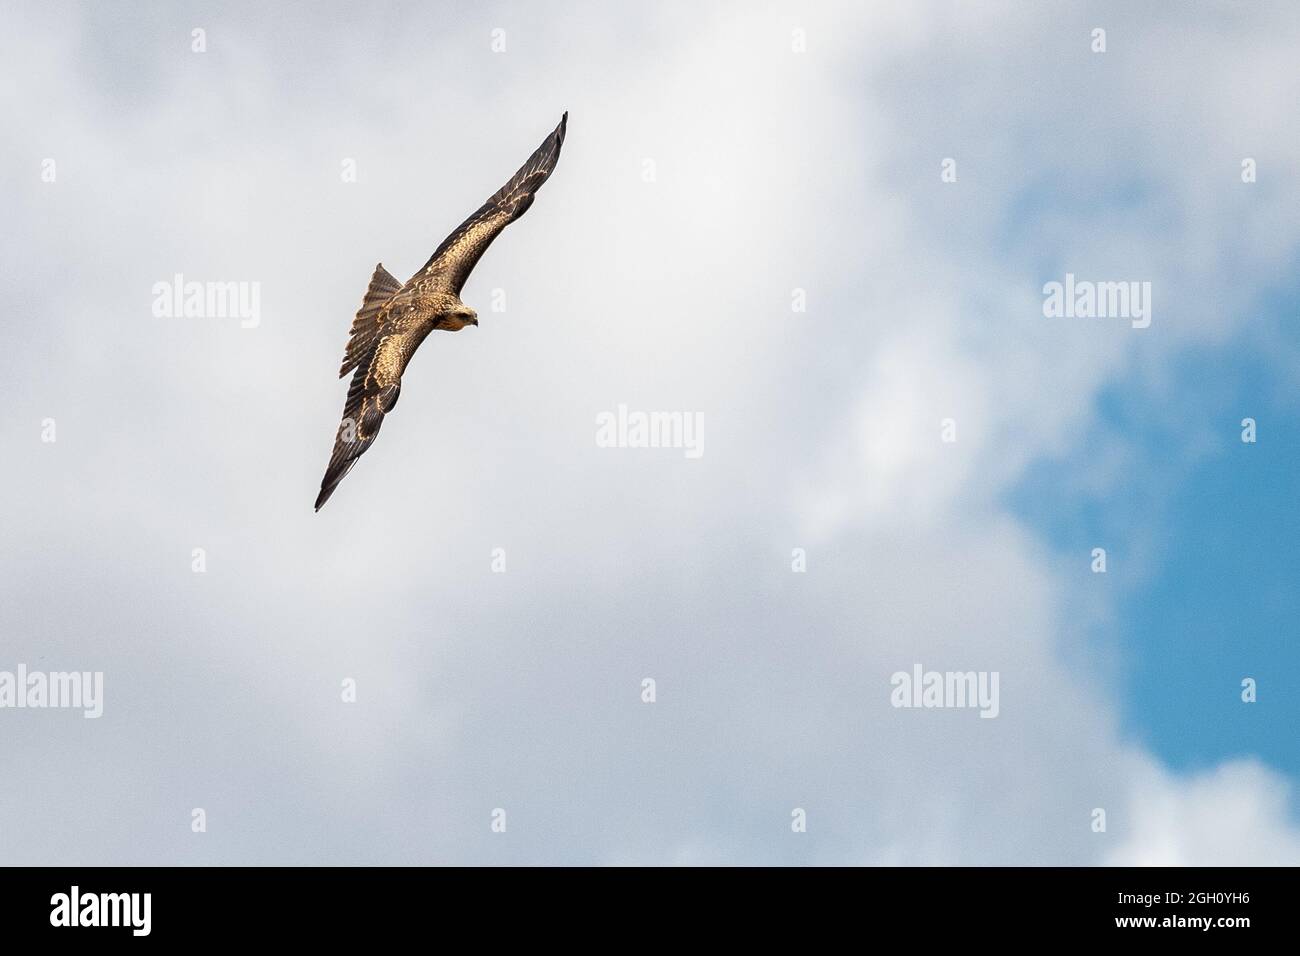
315, 112, 568, 511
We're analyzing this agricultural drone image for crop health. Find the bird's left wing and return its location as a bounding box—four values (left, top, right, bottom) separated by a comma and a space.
414, 112, 567, 295
314, 332, 420, 511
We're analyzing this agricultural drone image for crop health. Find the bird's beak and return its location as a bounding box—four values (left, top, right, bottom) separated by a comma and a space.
470, 315, 479, 326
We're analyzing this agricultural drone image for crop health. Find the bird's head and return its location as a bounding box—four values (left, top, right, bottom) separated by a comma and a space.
442, 305, 479, 331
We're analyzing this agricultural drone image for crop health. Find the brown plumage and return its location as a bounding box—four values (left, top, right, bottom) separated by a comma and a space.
315, 112, 568, 511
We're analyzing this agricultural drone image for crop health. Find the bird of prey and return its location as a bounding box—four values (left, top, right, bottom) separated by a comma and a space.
314, 112, 568, 511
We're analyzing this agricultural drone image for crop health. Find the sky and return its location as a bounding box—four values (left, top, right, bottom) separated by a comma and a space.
0, 0, 1297, 865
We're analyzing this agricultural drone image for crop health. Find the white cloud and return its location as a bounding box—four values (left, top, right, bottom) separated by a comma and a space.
1108, 759, 1300, 866
0, 1, 1296, 864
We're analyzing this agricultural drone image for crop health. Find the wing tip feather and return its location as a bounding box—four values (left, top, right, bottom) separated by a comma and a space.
556, 111, 567, 149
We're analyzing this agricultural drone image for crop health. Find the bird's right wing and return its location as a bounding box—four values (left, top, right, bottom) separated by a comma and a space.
413, 112, 567, 295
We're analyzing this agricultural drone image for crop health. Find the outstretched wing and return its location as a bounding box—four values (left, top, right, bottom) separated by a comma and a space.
339, 263, 402, 378
314, 332, 421, 511
414, 112, 567, 294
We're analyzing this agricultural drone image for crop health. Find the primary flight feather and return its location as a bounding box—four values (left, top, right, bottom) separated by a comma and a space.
315, 112, 568, 511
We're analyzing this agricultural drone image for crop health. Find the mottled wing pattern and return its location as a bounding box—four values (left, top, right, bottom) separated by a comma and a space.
340, 263, 402, 377
414, 111, 568, 294
316, 113, 568, 511
315, 330, 424, 511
